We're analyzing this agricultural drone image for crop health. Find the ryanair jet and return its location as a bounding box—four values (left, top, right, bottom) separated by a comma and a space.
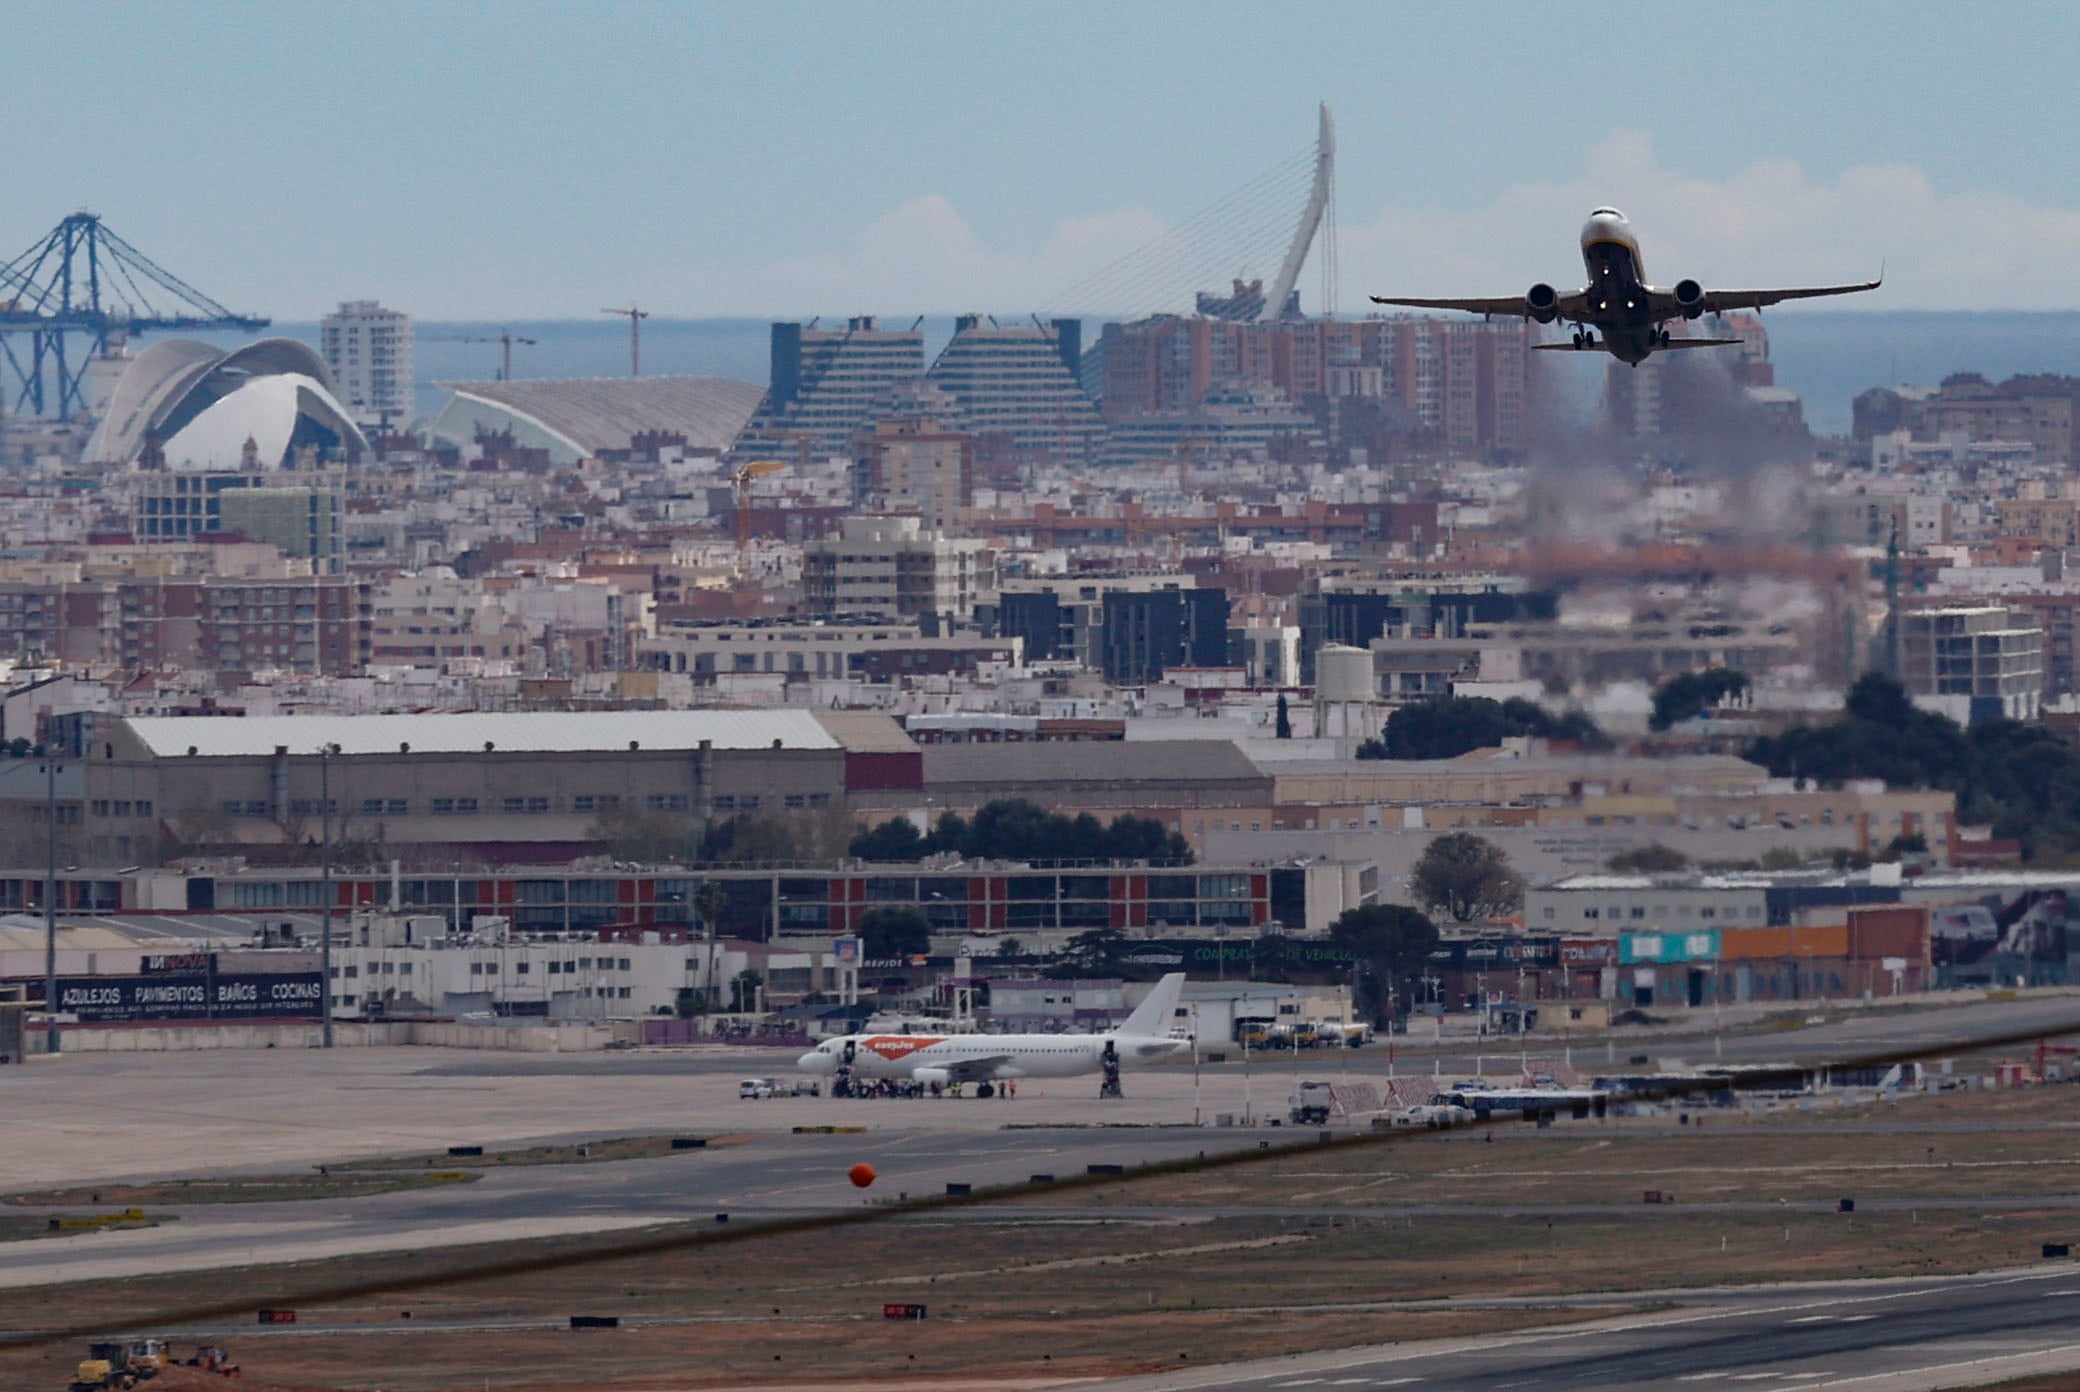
1370, 208, 1880, 365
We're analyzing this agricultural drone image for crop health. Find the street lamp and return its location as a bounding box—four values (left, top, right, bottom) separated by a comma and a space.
319, 742, 339, 1047
42, 748, 62, 1056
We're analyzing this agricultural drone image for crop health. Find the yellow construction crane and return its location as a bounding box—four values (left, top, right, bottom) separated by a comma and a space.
600, 302, 650, 377
424, 329, 538, 381
729, 460, 787, 551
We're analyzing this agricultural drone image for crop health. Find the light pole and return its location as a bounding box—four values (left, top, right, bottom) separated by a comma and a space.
319, 743, 338, 1047
42, 749, 60, 1056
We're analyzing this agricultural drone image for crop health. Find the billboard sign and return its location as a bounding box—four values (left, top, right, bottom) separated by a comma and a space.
1620, 930, 1720, 965
54, 972, 325, 1023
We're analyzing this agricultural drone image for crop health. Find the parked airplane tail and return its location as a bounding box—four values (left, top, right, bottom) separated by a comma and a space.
1117, 972, 1186, 1038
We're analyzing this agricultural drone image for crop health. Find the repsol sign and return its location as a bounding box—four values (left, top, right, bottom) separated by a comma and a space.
54, 972, 326, 1023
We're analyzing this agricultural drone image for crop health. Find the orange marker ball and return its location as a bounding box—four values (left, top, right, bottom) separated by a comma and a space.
848, 1163, 877, 1188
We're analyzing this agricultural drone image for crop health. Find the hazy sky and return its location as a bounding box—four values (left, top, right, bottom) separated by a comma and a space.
6, 2, 2075, 319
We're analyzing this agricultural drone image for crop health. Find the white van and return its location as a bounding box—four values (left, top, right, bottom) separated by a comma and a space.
738, 1078, 774, 1100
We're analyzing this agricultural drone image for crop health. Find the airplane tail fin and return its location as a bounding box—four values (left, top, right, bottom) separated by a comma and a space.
1118, 972, 1186, 1038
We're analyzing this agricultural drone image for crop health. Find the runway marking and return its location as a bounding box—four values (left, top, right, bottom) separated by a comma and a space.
1676, 1376, 1732, 1382
1272, 1380, 1324, 1386
1799, 1341, 2080, 1387
2044, 1288, 2080, 1296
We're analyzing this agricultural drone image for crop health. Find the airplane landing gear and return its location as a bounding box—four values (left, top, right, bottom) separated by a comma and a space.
1099, 1040, 1122, 1099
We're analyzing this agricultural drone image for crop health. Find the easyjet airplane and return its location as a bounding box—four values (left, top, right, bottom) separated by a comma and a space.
1370, 207, 1880, 365
795, 972, 1189, 1088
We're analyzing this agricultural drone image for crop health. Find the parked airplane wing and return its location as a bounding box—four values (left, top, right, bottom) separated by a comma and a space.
935, 1054, 1016, 1084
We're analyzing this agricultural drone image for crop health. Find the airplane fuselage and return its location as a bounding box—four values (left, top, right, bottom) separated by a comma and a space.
797, 1030, 1184, 1082
1577, 209, 1665, 365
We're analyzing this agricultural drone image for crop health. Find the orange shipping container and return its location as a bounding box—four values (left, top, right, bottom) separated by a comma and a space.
1719, 924, 1850, 962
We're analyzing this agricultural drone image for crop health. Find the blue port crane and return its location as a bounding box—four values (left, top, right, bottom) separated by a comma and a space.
0, 211, 268, 420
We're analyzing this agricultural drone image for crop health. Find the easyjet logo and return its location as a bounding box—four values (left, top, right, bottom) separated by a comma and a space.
862, 1035, 945, 1060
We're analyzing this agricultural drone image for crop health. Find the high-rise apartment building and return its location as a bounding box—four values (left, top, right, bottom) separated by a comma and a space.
851, 384, 973, 533
923, 316, 1104, 465
737, 317, 927, 460
1898, 606, 2044, 725
134, 472, 345, 573
1097, 314, 1532, 458
319, 300, 415, 432
800, 516, 993, 633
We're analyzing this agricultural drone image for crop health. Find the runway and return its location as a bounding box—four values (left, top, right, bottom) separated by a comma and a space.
1083, 1265, 2080, 1391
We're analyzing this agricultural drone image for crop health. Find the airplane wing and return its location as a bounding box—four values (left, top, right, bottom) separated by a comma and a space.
1369, 291, 1592, 323
1531, 337, 1743, 354
928, 1054, 1016, 1084
1654, 277, 1882, 317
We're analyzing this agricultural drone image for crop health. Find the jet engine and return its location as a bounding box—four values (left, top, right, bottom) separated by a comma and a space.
1525, 283, 1560, 324
1674, 278, 1705, 319
910, 1066, 952, 1087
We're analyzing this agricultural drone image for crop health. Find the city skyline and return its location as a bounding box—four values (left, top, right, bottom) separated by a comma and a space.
5, 3, 2075, 318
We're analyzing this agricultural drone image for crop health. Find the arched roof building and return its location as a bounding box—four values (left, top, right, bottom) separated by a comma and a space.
427, 376, 766, 466
86, 338, 369, 468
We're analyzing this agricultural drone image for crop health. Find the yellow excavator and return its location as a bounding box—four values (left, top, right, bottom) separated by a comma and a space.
69, 1338, 170, 1390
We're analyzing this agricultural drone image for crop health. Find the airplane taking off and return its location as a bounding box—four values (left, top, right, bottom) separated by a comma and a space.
1370, 208, 1880, 365
796, 972, 1189, 1091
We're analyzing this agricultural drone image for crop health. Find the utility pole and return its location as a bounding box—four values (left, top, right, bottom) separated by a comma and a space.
601, 303, 650, 378
42, 748, 60, 1056
319, 743, 337, 1047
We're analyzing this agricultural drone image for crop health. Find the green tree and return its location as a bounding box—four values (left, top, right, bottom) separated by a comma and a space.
728, 969, 763, 1014
1327, 904, 1441, 1026
850, 815, 927, 862
996, 936, 1026, 958
689, 879, 728, 1012
1363, 695, 1604, 761
858, 906, 931, 960
1411, 832, 1523, 924
1061, 927, 1130, 976
704, 813, 803, 866
1605, 844, 1690, 873
1275, 693, 1293, 739
589, 803, 695, 863
1649, 668, 1751, 731
911, 800, 1193, 866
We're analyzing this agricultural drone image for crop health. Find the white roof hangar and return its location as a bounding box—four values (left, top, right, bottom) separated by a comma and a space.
427, 376, 767, 465
86, 338, 370, 468
122, 709, 843, 760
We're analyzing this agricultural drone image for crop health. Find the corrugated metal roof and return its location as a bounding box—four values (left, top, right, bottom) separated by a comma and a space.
923, 740, 1267, 786
124, 709, 841, 759
437, 376, 766, 454
812, 709, 920, 754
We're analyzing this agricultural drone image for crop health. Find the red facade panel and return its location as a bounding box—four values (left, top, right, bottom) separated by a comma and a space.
843, 750, 925, 791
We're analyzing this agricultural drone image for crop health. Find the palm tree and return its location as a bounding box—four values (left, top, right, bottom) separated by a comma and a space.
692, 880, 727, 1016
